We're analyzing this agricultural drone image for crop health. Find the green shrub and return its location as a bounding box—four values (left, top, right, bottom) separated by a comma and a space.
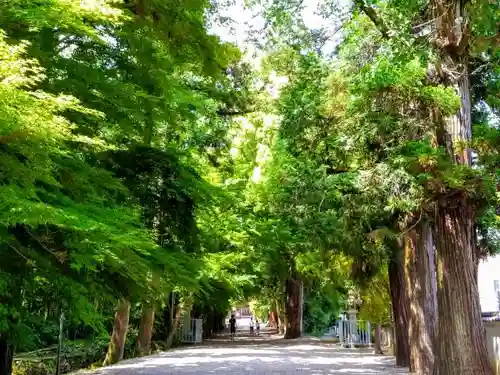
13, 338, 109, 375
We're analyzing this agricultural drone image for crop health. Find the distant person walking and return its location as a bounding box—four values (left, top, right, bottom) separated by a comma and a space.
229, 314, 236, 341
249, 316, 255, 336
255, 318, 260, 336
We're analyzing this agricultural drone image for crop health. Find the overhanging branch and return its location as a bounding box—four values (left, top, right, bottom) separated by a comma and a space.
354, 0, 390, 39
216, 108, 256, 117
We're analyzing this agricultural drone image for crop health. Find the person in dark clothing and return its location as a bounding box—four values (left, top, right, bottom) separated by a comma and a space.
229, 314, 236, 341
249, 316, 254, 336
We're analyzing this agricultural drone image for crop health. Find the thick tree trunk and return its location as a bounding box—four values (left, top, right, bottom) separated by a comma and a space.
388, 254, 410, 367
433, 203, 492, 375
428, 2, 493, 374
165, 305, 182, 349
284, 276, 302, 339
404, 222, 437, 375
136, 305, 155, 357
0, 336, 14, 375
373, 324, 383, 355
103, 299, 131, 366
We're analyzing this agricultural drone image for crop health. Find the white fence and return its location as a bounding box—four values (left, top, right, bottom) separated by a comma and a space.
337, 320, 372, 347
484, 321, 500, 375
176, 318, 203, 344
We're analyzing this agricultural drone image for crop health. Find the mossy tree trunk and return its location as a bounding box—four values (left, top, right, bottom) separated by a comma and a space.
103, 298, 131, 366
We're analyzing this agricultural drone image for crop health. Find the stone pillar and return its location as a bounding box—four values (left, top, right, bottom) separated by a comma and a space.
347, 308, 357, 322
339, 314, 345, 343
367, 321, 372, 347
347, 309, 357, 348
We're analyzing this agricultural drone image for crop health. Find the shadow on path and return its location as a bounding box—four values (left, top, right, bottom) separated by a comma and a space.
77, 333, 408, 375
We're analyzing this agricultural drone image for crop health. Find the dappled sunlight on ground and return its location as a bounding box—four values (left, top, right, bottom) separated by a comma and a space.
79, 335, 408, 375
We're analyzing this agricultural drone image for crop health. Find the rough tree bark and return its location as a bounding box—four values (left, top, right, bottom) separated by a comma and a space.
433, 202, 492, 375
136, 305, 155, 357
353, 1, 491, 371
429, 1, 493, 374
0, 335, 14, 375
284, 276, 303, 339
388, 254, 410, 367
404, 222, 437, 375
354, 3, 491, 371
103, 298, 131, 366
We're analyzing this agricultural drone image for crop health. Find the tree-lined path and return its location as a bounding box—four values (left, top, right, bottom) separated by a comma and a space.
79, 335, 407, 375
1, 0, 498, 374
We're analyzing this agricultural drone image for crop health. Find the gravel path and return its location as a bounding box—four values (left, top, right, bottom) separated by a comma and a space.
81, 335, 409, 375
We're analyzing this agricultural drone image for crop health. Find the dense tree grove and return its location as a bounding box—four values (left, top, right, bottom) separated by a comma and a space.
0, 0, 498, 375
